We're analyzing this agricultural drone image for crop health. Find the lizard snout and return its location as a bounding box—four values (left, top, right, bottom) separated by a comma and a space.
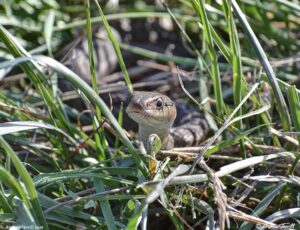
126, 100, 144, 115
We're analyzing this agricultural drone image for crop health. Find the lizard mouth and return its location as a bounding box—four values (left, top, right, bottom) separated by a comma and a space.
126, 101, 144, 115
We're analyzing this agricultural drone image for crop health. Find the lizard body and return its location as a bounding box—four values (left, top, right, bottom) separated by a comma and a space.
126, 91, 208, 150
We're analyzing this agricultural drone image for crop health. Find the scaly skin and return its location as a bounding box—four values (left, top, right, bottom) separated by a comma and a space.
126, 91, 177, 150
126, 91, 209, 150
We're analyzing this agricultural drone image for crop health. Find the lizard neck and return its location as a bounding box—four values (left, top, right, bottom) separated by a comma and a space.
138, 125, 172, 150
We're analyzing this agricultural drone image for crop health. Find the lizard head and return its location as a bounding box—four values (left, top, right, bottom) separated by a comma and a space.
126, 91, 177, 128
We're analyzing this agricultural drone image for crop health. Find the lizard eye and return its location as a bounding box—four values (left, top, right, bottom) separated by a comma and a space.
156, 98, 163, 108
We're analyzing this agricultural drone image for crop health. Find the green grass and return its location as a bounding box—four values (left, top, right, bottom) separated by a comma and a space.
0, 0, 299, 229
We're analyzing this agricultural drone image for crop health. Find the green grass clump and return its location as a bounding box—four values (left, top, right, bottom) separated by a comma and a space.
0, 0, 299, 229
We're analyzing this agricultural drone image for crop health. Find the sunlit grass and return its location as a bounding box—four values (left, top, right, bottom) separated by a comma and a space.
0, 0, 299, 229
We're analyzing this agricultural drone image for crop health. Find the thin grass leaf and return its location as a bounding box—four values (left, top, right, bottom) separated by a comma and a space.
160, 0, 211, 75
140, 204, 148, 230
47, 223, 70, 230
85, 0, 106, 160
3, 0, 12, 16
33, 172, 135, 187
93, 178, 117, 230
120, 43, 198, 66
181, 0, 233, 63
0, 138, 48, 229
167, 212, 185, 230
222, 0, 244, 113
240, 183, 286, 230
191, 0, 224, 116
13, 198, 36, 228
191, 199, 215, 228
0, 167, 30, 208
53, 12, 191, 31
126, 202, 144, 230
204, 124, 267, 157
0, 25, 72, 134
0, 190, 13, 213
170, 152, 294, 185
0, 121, 75, 143
52, 9, 258, 67
44, 9, 55, 57
287, 86, 300, 143
93, 0, 133, 94
244, 175, 300, 185
265, 208, 300, 223
38, 193, 100, 224
0, 54, 150, 178
114, 103, 123, 148
273, 0, 300, 14
210, 26, 231, 62
177, 70, 221, 122
128, 165, 190, 229
261, 74, 300, 96
223, 0, 245, 157
217, 152, 294, 177
286, 85, 300, 173
45, 213, 86, 227
3, 2, 299, 228
189, 82, 262, 173
0, 15, 42, 32
231, 0, 291, 131
44, 9, 59, 99
87, 166, 138, 177
0, 213, 15, 222
197, 60, 219, 132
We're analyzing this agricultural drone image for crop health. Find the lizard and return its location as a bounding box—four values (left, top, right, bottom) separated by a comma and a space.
126, 91, 209, 150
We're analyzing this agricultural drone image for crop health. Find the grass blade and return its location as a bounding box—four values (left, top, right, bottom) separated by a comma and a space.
189, 82, 261, 173
44, 9, 55, 57
191, 0, 224, 116
0, 137, 48, 229
287, 86, 300, 143
0, 167, 30, 208
231, 0, 291, 131
171, 152, 294, 185
13, 198, 36, 228
93, 0, 133, 94
240, 183, 286, 230
265, 208, 300, 223
0, 25, 72, 134
0, 121, 75, 143
286, 85, 300, 173
38, 193, 101, 224
0, 189, 13, 213
85, 0, 106, 160
0, 55, 150, 178
222, 0, 245, 157
160, 0, 210, 75
93, 178, 117, 230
